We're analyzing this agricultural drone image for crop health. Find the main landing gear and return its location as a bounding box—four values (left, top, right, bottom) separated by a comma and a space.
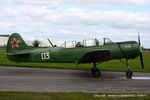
91, 59, 133, 79
91, 63, 101, 78
125, 59, 133, 79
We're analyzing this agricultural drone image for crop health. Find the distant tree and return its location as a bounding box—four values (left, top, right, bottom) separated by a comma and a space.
32, 40, 41, 47
143, 47, 150, 51
0, 45, 6, 48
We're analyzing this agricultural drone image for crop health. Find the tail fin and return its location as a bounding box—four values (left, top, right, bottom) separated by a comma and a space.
6, 33, 30, 53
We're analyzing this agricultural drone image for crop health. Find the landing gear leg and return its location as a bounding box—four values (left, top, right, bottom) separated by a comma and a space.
91, 63, 101, 78
125, 59, 133, 79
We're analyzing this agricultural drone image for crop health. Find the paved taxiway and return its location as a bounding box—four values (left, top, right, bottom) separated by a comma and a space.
0, 49, 5, 52
0, 66, 150, 93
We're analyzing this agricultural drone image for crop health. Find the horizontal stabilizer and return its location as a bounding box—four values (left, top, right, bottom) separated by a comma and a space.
6, 50, 31, 55
0, 35, 9, 37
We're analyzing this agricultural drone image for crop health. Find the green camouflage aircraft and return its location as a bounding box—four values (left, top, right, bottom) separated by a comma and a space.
5, 33, 144, 79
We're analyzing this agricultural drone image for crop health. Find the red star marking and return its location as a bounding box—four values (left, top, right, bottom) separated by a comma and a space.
11, 38, 20, 48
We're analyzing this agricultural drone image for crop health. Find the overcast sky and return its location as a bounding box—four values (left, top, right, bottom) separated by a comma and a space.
0, 0, 150, 47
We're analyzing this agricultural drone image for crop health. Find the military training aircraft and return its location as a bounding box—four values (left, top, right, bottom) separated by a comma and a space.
5, 33, 144, 79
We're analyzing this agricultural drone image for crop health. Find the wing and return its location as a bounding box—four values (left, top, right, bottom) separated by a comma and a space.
77, 50, 111, 64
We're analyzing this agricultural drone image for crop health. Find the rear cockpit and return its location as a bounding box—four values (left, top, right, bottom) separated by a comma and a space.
59, 39, 103, 48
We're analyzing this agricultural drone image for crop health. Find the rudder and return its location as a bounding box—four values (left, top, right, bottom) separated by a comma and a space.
6, 33, 29, 53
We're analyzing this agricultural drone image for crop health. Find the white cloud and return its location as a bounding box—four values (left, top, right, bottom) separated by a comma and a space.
1, 0, 150, 7
59, 0, 150, 6
0, 1, 150, 47
0, 0, 56, 5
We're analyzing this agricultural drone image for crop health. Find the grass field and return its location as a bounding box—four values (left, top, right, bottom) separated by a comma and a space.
0, 47, 6, 50
0, 92, 149, 100
0, 51, 150, 72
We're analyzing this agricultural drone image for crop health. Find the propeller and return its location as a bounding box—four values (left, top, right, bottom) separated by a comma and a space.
138, 33, 144, 69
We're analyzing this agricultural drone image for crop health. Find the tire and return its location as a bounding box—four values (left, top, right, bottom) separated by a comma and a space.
91, 68, 101, 78
126, 70, 133, 79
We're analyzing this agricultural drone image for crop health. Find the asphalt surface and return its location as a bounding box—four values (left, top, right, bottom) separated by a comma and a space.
0, 66, 150, 93
0, 49, 5, 52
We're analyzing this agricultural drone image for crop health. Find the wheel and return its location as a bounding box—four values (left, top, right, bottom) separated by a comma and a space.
126, 70, 133, 79
91, 67, 101, 78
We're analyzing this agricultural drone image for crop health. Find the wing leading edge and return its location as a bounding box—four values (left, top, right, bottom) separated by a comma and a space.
77, 50, 111, 64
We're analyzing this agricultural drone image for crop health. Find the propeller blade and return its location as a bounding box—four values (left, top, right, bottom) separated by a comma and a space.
139, 52, 144, 69
138, 33, 144, 69
138, 33, 141, 46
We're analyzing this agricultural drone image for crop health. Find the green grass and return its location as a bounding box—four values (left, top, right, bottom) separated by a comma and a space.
0, 92, 149, 100
0, 51, 150, 72
0, 47, 6, 50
